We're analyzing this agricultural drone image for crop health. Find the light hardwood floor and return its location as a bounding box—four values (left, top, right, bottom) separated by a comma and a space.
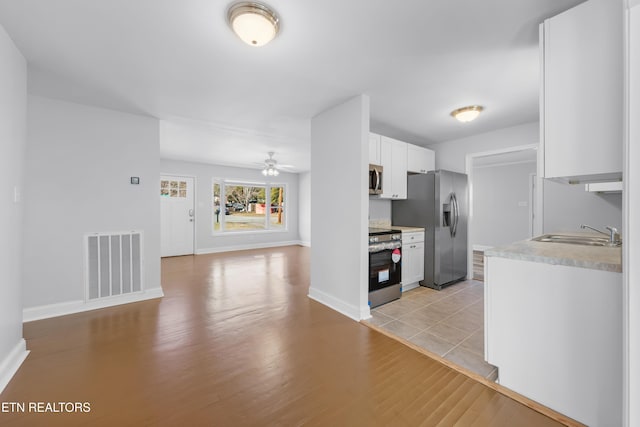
0, 246, 573, 426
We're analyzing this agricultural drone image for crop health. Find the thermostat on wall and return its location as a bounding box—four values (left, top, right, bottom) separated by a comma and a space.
130, 177, 140, 185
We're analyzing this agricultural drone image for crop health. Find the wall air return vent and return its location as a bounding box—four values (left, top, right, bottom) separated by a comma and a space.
85, 231, 143, 300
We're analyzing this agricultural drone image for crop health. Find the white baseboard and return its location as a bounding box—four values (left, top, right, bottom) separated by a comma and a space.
402, 282, 420, 292
23, 288, 165, 322
0, 339, 29, 394
298, 240, 311, 247
308, 287, 365, 321
196, 240, 305, 255
473, 245, 493, 252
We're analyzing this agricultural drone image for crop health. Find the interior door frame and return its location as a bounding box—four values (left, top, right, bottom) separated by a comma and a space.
529, 172, 537, 237
464, 144, 543, 280
160, 173, 197, 256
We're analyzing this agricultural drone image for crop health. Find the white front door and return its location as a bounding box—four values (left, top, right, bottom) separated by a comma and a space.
160, 176, 195, 257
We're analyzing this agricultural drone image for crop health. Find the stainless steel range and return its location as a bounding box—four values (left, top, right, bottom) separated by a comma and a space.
368, 228, 402, 308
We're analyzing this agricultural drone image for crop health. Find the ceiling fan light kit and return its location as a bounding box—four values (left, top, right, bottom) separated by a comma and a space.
450, 105, 484, 123
262, 152, 280, 176
227, 1, 280, 47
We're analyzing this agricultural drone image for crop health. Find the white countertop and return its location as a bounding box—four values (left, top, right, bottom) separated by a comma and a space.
368, 220, 424, 233
391, 225, 425, 233
484, 231, 622, 273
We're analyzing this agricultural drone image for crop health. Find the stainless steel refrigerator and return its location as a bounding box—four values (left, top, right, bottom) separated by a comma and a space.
392, 170, 468, 290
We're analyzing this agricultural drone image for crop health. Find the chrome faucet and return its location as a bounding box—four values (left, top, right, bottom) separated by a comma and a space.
605, 226, 621, 245
580, 224, 621, 245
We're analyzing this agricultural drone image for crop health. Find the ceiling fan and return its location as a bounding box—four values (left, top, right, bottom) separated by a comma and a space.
255, 152, 293, 176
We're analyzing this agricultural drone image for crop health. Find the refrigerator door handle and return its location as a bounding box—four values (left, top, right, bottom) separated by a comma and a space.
451, 192, 459, 237
448, 192, 455, 237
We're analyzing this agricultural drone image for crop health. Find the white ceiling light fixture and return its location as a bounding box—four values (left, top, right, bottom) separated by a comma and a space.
262, 152, 280, 176
227, 1, 280, 47
450, 105, 484, 123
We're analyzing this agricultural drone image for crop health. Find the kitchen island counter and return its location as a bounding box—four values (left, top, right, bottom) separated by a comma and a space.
484, 231, 621, 273
484, 232, 622, 426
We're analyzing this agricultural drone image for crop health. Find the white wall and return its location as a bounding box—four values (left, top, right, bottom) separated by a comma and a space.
431, 122, 540, 173
309, 95, 369, 321
626, 2, 640, 425
298, 171, 311, 246
0, 24, 28, 393
433, 121, 622, 236
472, 162, 537, 248
160, 159, 301, 252
369, 198, 391, 225
543, 180, 622, 233
23, 96, 162, 314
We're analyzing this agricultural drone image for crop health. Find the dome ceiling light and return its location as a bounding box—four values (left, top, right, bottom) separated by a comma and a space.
450, 105, 484, 123
227, 2, 280, 47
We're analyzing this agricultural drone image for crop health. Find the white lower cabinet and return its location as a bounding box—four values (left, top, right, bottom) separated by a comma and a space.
485, 256, 622, 426
401, 231, 424, 291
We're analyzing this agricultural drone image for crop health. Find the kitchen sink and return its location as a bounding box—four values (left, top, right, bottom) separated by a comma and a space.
531, 234, 621, 247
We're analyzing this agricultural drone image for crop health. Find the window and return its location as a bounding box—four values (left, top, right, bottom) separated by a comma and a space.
269, 186, 285, 229
212, 180, 286, 233
225, 184, 266, 231
161, 179, 188, 198
213, 182, 221, 231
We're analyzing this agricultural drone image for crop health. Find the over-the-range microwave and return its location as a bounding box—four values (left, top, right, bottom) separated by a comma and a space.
369, 164, 383, 195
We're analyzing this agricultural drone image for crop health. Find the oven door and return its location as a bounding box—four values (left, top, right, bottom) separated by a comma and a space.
369, 247, 402, 292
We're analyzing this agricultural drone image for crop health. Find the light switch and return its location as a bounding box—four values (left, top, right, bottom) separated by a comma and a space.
13, 186, 21, 204
518, 201, 528, 207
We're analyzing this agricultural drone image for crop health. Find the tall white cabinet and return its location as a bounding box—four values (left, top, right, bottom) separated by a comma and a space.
540, 0, 623, 182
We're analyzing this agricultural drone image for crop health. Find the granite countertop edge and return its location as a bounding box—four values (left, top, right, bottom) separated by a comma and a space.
391, 226, 425, 233
485, 247, 621, 273
484, 236, 622, 273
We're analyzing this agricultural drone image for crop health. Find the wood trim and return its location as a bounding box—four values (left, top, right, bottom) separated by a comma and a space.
361, 320, 586, 427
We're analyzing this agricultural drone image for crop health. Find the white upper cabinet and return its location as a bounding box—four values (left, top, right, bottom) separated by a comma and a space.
380, 136, 408, 199
369, 132, 381, 165
541, 0, 623, 183
407, 144, 435, 174
371, 132, 432, 198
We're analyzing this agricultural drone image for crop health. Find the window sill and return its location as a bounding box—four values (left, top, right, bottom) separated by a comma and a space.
211, 229, 288, 237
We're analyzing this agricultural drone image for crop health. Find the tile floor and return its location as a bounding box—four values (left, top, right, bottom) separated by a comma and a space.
368, 280, 498, 380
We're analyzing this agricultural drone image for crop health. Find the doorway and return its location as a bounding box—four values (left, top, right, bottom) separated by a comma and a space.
160, 175, 195, 257
465, 145, 542, 280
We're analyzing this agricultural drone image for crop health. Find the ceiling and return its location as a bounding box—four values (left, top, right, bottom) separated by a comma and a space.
0, 0, 585, 172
